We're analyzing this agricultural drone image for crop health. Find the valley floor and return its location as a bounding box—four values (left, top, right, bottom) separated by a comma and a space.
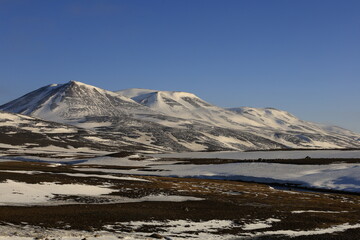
0, 150, 359, 239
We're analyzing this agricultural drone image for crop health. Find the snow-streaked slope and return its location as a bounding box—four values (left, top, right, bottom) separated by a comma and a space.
228, 107, 359, 138
118, 88, 360, 149
117, 88, 264, 128
119, 89, 303, 131
118, 88, 354, 136
1, 82, 360, 152
0, 83, 287, 151
228, 107, 360, 148
1, 81, 152, 123
116, 88, 159, 99
228, 107, 323, 133
0, 110, 155, 156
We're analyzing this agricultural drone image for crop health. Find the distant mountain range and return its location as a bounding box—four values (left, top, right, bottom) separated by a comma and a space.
1, 80, 359, 152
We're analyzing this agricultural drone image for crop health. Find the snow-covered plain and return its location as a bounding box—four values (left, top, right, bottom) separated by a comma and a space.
76, 150, 360, 193
2, 150, 359, 193
84, 161, 360, 193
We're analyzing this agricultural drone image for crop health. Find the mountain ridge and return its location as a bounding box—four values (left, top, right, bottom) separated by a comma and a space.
1, 81, 359, 152
1, 81, 156, 123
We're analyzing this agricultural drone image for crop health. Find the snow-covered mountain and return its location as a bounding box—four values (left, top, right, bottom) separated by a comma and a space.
228, 107, 360, 145
117, 89, 336, 134
1, 81, 359, 152
228, 107, 326, 133
118, 88, 360, 148
0, 81, 155, 123
116, 88, 261, 128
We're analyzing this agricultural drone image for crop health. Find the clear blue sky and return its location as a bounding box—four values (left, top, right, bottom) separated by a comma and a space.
1, 0, 359, 132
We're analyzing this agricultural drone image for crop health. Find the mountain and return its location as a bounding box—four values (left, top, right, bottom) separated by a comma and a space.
228, 107, 360, 146
1, 81, 359, 152
118, 88, 360, 148
228, 107, 326, 133
117, 89, 333, 134
116, 88, 261, 128
0, 81, 156, 124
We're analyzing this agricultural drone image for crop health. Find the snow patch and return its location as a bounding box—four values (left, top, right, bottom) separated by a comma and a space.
0, 180, 114, 206
254, 223, 360, 237
242, 218, 281, 230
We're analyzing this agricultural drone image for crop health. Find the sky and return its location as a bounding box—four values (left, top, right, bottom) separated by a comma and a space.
0, 0, 359, 132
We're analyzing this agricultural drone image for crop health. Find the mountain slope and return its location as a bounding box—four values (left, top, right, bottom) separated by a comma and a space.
118, 88, 359, 136
118, 88, 360, 149
228, 107, 360, 147
228, 107, 327, 133
0, 111, 135, 157
1, 81, 153, 123
117, 89, 266, 128
1, 82, 359, 152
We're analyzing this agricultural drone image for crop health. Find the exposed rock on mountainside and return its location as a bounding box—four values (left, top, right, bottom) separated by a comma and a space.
1, 81, 359, 152
0, 111, 158, 157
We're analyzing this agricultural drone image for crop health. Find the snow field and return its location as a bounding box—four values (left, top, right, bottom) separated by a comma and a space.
0, 180, 114, 205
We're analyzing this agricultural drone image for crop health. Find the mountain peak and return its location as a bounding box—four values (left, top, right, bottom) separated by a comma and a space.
67, 80, 87, 85
0, 81, 152, 123
65, 80, 98, 89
